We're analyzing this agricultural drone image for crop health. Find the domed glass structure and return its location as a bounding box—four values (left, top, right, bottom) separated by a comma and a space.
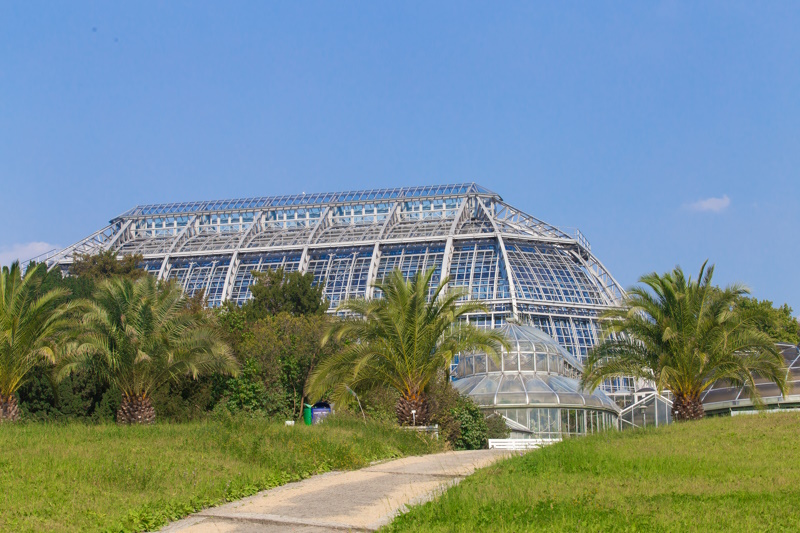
33, 183, 636, 401
453, 323, 619, 439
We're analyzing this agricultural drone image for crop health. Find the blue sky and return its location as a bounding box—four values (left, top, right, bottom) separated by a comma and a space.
2, 2, 798, 311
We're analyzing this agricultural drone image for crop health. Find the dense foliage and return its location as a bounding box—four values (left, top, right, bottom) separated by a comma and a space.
12, 254, 509, 440
60, 276, 238, 424
214, 304, 341, 419
69, 250, 146, 281
735, 295, 799, 345
16, 254, 337, 423
582, 262, 787, 421
0, 262, 83, 421
309, 268, 507, 425
243, 268, 327, 319
427, 377, 502, 450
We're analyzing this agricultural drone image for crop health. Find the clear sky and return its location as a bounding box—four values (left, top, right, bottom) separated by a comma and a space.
2, 2, 798, 311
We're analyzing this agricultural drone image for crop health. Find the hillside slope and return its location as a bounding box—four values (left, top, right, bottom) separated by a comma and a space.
387, 412, 800, 532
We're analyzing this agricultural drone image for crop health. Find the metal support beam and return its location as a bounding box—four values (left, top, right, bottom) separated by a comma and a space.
479, 198, 518, 320
439, 196, 471, 295
158, 216, 197, 280
364, 202, 400, 299
102, 220, 133, 252
220, 212, 264, 303
299, 207, 331, 274
376, 202, 401, 240
365, 242, 381, 300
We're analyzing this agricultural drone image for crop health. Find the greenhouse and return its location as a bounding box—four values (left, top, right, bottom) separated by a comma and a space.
34, 183, 636, 401
701, 343, 800, 415
453, 323, 620, 439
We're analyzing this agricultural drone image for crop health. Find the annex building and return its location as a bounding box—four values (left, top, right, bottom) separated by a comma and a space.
39, 183, 634, 409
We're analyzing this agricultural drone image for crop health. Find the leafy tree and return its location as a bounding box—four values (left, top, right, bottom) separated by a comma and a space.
735, 296, 799, 345
60, 275, 237, 424
581, 262, 787, 421
0, 262, 82, 421
215, 305, 340, 419
243, 268, 327, 319
69, 250, 145, 281
308, 268, 507, 426
37, 264, 97, 300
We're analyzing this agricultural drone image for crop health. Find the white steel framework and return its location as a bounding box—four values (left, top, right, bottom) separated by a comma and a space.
36, 183, 628, 390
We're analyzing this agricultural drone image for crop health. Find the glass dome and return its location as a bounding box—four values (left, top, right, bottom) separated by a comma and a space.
701, 343, 800, 414
453, 323, 619, 439
454, 322, 584, 379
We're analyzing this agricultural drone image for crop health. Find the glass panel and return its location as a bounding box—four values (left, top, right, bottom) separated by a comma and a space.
452, 375, 485, 396
519, 352, 535, 371
468, 374, 501, 406
473, 354, 487, 374
503, 352, 519, 372
496, 375, 527, 405
583, 393, 604, 408
487, 353, 500, 372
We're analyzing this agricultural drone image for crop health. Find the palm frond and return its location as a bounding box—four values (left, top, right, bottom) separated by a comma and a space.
308, 267, 509, 406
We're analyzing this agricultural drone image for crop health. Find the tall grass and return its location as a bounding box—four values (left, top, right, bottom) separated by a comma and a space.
0, 416, 442, 533
386, 412, 800, 532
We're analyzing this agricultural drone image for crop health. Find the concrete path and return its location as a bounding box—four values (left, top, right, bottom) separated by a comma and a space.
159, 449, 509, 533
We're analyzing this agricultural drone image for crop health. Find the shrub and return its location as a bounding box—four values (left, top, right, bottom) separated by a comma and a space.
428, 378, 490, 450
486, 412, 510, 440
215, 359, 283, 417
451, 395, 488, 450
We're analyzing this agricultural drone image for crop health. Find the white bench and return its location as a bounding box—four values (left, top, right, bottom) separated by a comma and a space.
488, 438, 560, 450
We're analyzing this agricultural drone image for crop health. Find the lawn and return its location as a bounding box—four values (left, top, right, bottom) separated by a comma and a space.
0, 416, 442, 533
386, 412, 800, 533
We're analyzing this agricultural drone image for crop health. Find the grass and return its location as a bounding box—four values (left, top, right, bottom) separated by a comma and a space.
386, 412, 800, 533
0, 415, 442, 533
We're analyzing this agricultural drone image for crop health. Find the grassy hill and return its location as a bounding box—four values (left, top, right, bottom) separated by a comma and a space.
386, 412, 800, 532
0, 416, 441, 533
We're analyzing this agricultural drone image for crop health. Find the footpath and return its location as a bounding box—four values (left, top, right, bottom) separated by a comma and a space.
159, 449, 509, 533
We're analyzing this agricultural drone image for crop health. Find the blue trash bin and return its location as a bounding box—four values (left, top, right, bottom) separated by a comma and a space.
311, 401, 332, 424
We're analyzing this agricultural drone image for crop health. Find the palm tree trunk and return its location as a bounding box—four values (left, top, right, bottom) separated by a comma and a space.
0, 393, 20, 422
117, 393, 156, 425
672, 392, 705, 421
396, 389, 429, 426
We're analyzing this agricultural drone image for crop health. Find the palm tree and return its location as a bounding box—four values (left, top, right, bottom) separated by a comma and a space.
581, 262, 786, 421
308, 268, 507, 425
0, 262, 82, 422
61, 275, 237, 424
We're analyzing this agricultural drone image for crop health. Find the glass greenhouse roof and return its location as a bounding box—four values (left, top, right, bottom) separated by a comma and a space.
117, 183, 499, 218
702, 343, 800, 412
454, 372, 619, 411
453, 324, 619, 412
39, 183, 628, 378
454, 323, 584, 378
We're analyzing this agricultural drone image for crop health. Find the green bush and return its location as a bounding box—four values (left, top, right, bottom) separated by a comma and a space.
215, 359, 272, 415
451, 395, 488, 450
17, 366, 117, 422
485, 413, 510, 440
427, 379, 491, 450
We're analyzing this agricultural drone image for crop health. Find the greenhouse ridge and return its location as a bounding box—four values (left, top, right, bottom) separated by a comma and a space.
117, 183, 500, 218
